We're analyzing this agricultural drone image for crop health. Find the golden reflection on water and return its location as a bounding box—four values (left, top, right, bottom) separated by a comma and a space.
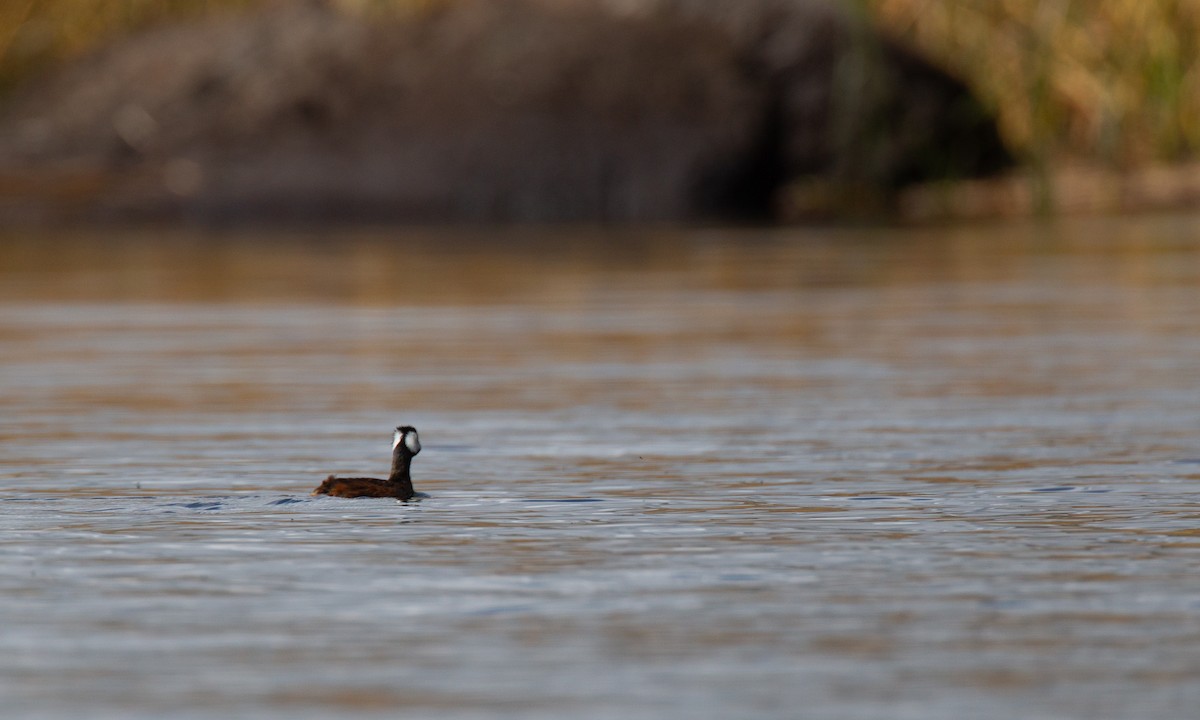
0, 215, 1194, 305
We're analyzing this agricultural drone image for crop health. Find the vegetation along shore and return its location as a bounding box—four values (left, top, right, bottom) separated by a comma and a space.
2, 0, 1196, 223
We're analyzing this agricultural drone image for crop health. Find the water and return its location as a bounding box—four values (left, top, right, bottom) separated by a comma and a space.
4, 219, 1200, 719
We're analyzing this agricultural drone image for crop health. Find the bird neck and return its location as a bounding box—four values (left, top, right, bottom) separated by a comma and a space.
388, 449, 414, 497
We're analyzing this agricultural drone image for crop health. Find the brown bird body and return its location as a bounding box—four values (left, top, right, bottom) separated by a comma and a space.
311, 475, 413, 500
312, 426, 421, 501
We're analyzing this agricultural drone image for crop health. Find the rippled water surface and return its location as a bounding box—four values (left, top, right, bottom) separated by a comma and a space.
4, 219, 1200, 719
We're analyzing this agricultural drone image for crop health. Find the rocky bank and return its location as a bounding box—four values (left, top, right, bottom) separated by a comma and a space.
0, 0, 1010, 224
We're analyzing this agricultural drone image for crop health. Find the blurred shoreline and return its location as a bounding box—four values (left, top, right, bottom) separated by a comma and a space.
3, 1, 1199, 224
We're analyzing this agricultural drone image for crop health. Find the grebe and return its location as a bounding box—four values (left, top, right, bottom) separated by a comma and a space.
312, 425, 422, 500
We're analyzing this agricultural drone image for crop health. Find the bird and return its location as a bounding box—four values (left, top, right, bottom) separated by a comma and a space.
312, 425, 422, 500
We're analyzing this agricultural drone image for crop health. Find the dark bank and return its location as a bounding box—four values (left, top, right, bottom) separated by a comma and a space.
0, 0, 1009, 224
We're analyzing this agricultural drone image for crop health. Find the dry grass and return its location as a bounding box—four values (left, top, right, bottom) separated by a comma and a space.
864, 0, 1200, 167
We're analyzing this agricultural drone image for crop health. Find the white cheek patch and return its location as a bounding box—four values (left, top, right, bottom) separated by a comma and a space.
404, 431, 421, 454
393, 430, 403, 450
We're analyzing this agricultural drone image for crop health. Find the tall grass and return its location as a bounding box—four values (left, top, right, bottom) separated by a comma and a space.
863, 0, 1200, 167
